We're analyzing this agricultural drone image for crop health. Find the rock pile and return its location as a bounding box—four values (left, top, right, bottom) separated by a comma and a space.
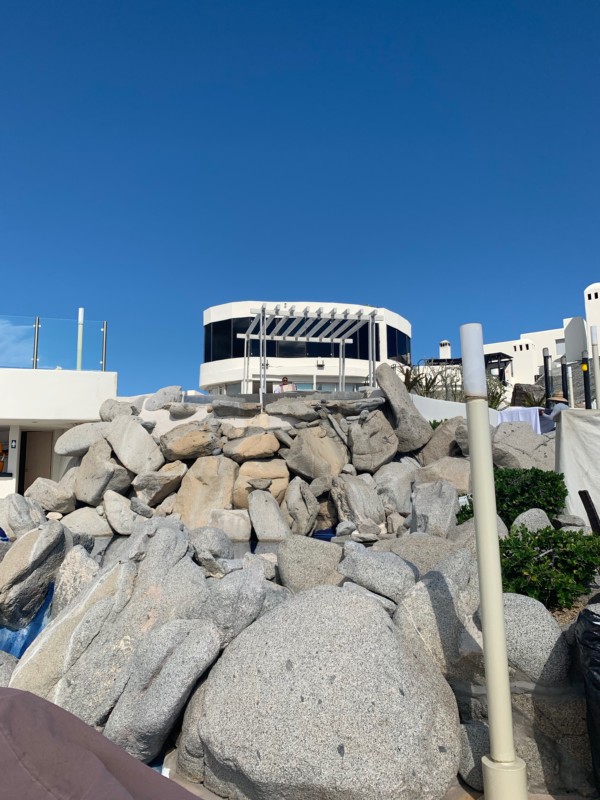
0, 372, 589, 798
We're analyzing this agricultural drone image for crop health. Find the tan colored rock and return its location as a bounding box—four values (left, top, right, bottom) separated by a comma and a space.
419, 456, 471, 495
282, 427, 348, 481
159, 422, 218, 461
174, 455, 238, 529
222, 433, 280, 464
233, 460, 289, 509
132, 461, 188, 506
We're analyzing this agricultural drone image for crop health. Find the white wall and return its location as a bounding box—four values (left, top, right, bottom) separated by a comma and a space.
411, 394, 499, 425
0, 370, 117, 425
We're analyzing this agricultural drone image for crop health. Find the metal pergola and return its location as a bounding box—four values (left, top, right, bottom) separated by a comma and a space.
237, 305, 383, 395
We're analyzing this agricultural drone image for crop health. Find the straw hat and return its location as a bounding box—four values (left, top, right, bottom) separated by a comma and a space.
548, 394, 567, 403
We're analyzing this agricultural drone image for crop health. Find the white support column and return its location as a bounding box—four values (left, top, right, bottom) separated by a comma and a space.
76, 307, 85, 371
460, 323, 528, 800
591, 326, 600, 409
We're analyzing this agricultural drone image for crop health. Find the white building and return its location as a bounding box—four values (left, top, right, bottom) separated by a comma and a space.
200, 301, 412, 395
0, 312, 117, 499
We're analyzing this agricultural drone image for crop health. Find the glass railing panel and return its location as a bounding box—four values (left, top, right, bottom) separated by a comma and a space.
0, 315, 36, 368
82, 320, 106, 371
36, 318, 78, 370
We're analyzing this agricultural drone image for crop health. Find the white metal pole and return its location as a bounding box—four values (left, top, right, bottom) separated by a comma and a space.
591, 326, 600, 410
460, 323, 528, 800
568, 366, 575, 408
76, 308, 84, 371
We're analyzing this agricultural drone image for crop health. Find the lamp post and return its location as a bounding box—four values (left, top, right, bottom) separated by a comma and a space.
582, 351, 592, 410
76, 308, 84, 371
542, 347, 552, 410
460, 323, 528, 800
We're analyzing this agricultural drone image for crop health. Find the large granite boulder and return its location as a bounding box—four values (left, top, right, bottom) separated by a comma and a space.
144, 385, 183, 412
248, 490, 291, 542
61, 506, 113, 538
265, 398, 320, 421
0, 521, 66, 629
419, 417, 463, 466
372, 534, 464, 578
103, 491, 137, 536
159, 422, 218, 461
132, 461, 188, 507
174, 455, 238, 529
348, 410, 397, 473
331, 473, 385, 527
24, 477, 76, 514
74, 439, 130, 506
282, 426, 348, 481
511, 508, 552, 533
10, 519, 215, 762
447, 514, 508, 554
337, 541, 416, 603
106, 416, 165, 475
177, 585, 460, 799
54, 422, 111, 457
223, 433, 280, 463
281, 477, 319, 536
51, 544, 100, 617
233, 460, 289, 509
410, 480, 459, 537
373, 461, 419, 516
492, 422, 555, 471
375, 363, 433, 452
0, 494, 47, 540
99, 398, 138, 422
277, 535, 343, 592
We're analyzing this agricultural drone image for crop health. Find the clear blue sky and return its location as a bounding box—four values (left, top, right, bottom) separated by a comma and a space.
1, 1, 599, 394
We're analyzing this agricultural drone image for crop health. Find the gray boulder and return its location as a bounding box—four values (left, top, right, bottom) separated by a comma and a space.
552, 514, 586, 529
338, 541, 416, 602
419, 417, 463, 465
211, 398, 261, 418
511, 508, 552, 533
282, 476, 319, 535
277, 535, 343, 592
131, 461, 187, 506
167, 402, 200, 420
24, 477, 76, 514
410, 480, 459, 537
144, 385, 183, 412
0, 521, 66, 629
159, 422, 218, 461
331, 473, 385, 527
74, 439, 122, 506
282, 426, 348, 481
0, 652, 19, 687
375, 363, 433, 452
61, 506, 113, 538
178, 585, 460, 799
492, 422, 555, 471
342, 582, 397, 615
201, 565, 267, 645
52, 544, 100, 617
54, 422, 111, 457
103, 618, 221, 761
248, 490, 291, 541
189, 526, 234, 560
503, 593, 570, 685
99, 399, 138, 422
103, 490, 137, 535
265, 398, 320, 421
373, 461, 418, 516
324, 396, 386, 416
448, 514, 508, 554
10, 519, 210, 757
0, 494, 47, 540
348, 410, 398, 473
373, 534, 463, 578
106, 415, 165, 475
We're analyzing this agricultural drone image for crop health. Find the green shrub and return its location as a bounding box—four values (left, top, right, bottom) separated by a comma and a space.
494, 468, 568, 527
429, 419, 447, 430
454, 468, 568, 528
500, 526, 600, 610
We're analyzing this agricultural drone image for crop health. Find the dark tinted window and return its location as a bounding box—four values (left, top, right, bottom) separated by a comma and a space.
204, 325, 212, 362
232, 317, 252, 358
278, 340, 306, 358
386, 325, 411, 365
211, 319, 232, 361
306, 340, 333, 358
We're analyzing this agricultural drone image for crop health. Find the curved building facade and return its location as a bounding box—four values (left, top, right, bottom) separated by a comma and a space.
200, 301, 411, 394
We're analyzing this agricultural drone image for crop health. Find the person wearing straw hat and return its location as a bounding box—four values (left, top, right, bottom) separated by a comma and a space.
539, 394, 569, 433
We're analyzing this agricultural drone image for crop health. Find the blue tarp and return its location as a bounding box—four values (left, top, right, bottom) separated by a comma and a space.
0, 584, 54, 658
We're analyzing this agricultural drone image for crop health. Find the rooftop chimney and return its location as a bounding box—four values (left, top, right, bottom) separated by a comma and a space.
439, 340, 452, 360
